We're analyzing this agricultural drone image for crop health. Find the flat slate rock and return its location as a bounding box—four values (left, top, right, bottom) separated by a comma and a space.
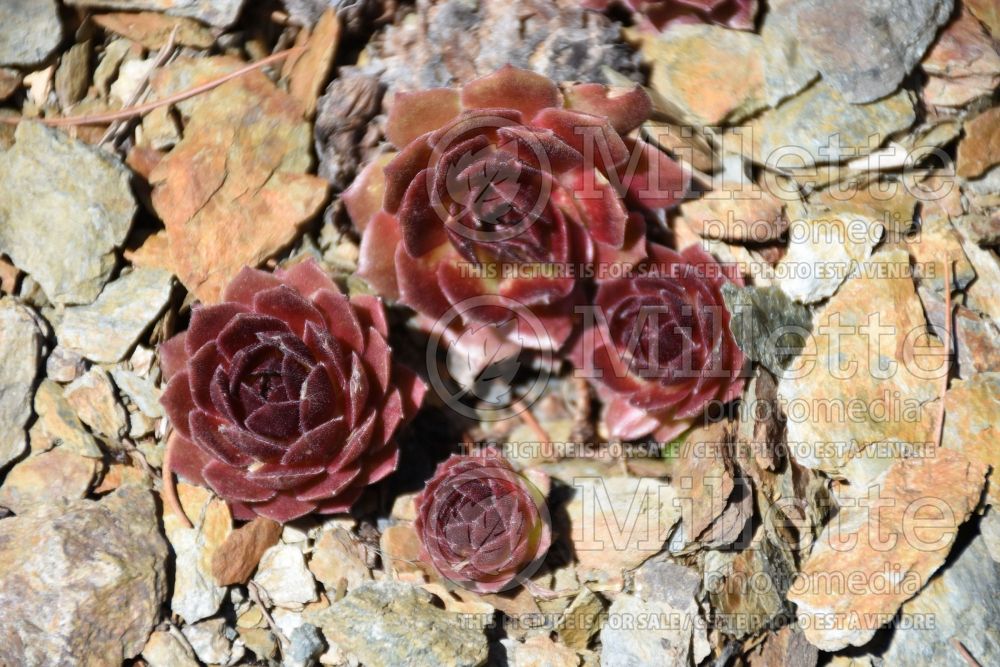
793, 0, 953, 103
0, 0, 63, 66
0, 122, 136, 305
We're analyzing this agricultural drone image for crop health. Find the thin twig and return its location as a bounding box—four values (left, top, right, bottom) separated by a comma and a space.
0, 47, 305, 127
162, 432, 193, 529
249, 581, 289, 657
100, 25, 180, 146
951, 637, 982, 667
513, 398, 550, 443
935, 259, 953, 449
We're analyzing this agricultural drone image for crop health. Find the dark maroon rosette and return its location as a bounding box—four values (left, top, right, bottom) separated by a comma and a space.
344, 65, 685, 353
159, 259, 426, 522
415, 448, 552, 593
582, 0, 758, 31
570, 243, 745, 441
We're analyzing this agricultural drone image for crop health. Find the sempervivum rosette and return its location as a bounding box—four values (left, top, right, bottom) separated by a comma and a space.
582, 0, 758, 31
415, 448, 551, 593
570, 243, 745, 441
159, 260, 425, 522
343, 65, 685, 353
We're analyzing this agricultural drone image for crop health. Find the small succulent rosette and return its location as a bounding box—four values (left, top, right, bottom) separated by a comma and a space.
159, 259, 425, 522
570, 243, 746, 441
582, 0, 758, 32
415, 448, 552, 593
343, 65, 686, 357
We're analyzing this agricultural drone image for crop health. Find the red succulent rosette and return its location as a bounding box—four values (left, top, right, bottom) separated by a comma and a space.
415, 448, 552, 593
344, 65, 686, 353
582, 0, 758, 31
158, 260, 425, 522
570, 243, 745, 441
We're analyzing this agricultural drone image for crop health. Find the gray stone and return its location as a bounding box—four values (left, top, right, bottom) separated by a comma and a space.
793, 0, 954, 103
0, 122, 136, 305
111, 366, 164, 418
182, 617, 245, 666
285, 623, 326, 667
750, 81, 916, 166
63, 0, 247, 27
722, 284, 812, 374
0, 298, 43, 470
600, 592, 698, 667
0, 0, 63, 66
872, 534, 1000, 666
305, 581, 489, 667
58, 268, 173, 363
0, 486, 168, 666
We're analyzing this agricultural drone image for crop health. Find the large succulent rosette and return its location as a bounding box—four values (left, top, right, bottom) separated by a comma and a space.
159, 260, 425, 522
415, 448, 551, 593
343, 65, 686, 353
582, 0, 758, 31
570, 243, 745, 440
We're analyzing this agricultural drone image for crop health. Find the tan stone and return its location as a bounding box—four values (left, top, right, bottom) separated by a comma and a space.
29, 379, 102, 458
0, 448, 99, 514
165, 483, 233, 623
566, 477, 680, 585
789, 449, 987, 651
211, 515, 282, 586
643, 24, 766, 125
309, 527, 372, 592
957, 108, 1000, 179
64, 367, 129, 441
778, 249, 942, 475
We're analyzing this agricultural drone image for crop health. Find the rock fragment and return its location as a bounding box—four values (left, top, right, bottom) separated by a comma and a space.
0, 486, 168, 665
0, 122, 136, 305
306, 581, 489, 667
0, 298, 44, 470
0, 448, 99, 514
792, 0, 953, 103
63, 0, 247, 27
165, 484, 233, 624
0, 0, 62, 66
65, 366, 129, 440
58, 268, 173, 363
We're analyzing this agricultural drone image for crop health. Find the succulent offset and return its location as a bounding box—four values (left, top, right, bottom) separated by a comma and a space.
570, 243, 746, 440
159, 260, 425, 522
415, 448, 552, 593
343, 65, 685, 353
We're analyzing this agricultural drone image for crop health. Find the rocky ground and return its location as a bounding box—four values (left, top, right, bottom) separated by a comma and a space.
0, 0, 998, 666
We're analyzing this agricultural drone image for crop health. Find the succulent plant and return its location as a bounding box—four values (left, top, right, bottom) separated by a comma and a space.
343, 65, 685, 353
415, 448, 552, 593
582, 0, 758, 32
570, 243, 745, 440
159, 260, 425, 522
